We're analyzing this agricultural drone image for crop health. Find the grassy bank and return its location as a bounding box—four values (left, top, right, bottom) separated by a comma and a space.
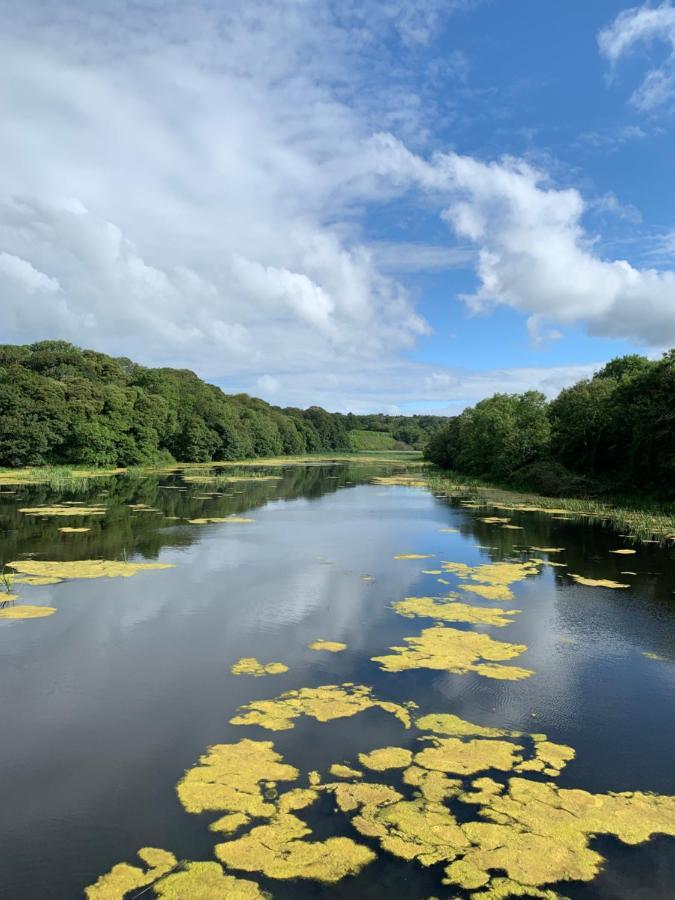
0, 452, 425, 489
424, 469, 675, 544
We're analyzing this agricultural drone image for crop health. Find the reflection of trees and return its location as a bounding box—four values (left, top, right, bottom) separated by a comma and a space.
0, 463, 407, 568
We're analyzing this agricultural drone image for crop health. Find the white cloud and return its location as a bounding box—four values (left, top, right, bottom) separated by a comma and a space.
599, 2, 675, 110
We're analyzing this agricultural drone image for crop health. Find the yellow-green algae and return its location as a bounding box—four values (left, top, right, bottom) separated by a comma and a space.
19, 505, 106, 516
189, 516, 255, 524
176, 739, 299, 825
610, 548, 637, 555
440, 559, 542, 602
153, 861, 266, 899
568, 574, 629, 589
308, 639, 347, 652
11, 575, 63, 585
643, 651, 669, 661
530, 547, 564, 553
329, 764, 363, 779
232, 658, 289, 676
230, 684, 414, 731
215, 808, 375, 882
58, 526, 92, 533
416, 713, 511, 738
0, 604, 56, 619
394, 553, 435, 560
85, 847, 176, 899
7, 559, 174, 580
372, 625, 533, 680
414, 737, 524, 776
393, 597, 519, 627
421, 569, 442, 574
358, 747, 413, 770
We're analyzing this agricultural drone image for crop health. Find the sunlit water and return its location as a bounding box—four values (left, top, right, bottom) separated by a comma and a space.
0, 463, 673, 898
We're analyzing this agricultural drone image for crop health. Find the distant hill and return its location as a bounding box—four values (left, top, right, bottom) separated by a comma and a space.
0, 342, 445, 467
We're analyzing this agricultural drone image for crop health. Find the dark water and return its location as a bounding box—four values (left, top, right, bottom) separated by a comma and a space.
0, 462, 673, 899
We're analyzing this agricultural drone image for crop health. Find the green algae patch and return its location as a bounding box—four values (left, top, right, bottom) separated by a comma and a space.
232, 658, 289, 676
402, 766, 462, 803
215, 811, 375, 882
394, 553, 435, 560
7, 559, 174, 581
441, 559, 542, 602
439, 527, 459, 533
480, 517, 511, 524
568, 574, 629, 589
0, 604, 57, 619
308, 639, 347, 653
153, 861, 266, 899
85, 847, 176, 899
422, 569, 442, 575
643, 651, 669, 661
231, 684, 414, 731
514, 740, 575, 777
330, 764, 363, 779
372, 625, 533, 680
12, 575, 63, 585
530, 547, 565, 553
610, 548, 637, 555
19, 505, 106, 517
416, 713, 511, 738
58, 526, 91, 533
393, 597, 519, 627
176, 739, 299, 824
414, 737, 523, 776
358, 747, 413, 771
189, 516, 255, 524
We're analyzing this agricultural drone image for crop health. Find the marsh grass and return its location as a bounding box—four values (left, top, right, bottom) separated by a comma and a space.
0, 566, 16, 594
425, 470, 675, 543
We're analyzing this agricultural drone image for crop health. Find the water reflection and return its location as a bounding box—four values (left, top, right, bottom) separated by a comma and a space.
0, 464, 673, 898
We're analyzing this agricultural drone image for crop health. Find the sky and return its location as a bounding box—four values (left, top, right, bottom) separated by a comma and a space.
1, 0, 674, 414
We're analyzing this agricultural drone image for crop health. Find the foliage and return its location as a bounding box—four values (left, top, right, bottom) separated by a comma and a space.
348, 430, 405, 451
0, 342, 443, 468
425, 351, 674, 497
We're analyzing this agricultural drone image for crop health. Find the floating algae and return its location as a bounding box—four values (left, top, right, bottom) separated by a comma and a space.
568, 574, 629, 589
0, 604, 57, 619
643, 651, 669, 661
422, 569, 442, 575
230, 684, 414, 731
19, 505, 106, 517
610, 548, 637, 555
394, 553, 435, 560
232, 658, 289, 676
57, 526, 91, 533
153, 861, 266, 899
414, 737, 524, 776
480, 517, 511, 524
176, 739, 298, 826
11, 575, 63, 585
441, 560, 542, 602
85, 847, 176, 899
308, 640, 347, 653
372, 625, 533, 680
393, 597, 520, 627
7, 559, 174, 580
416, 713, 511, 738
530, 547, 564, 553
439, 527, 460, 533
402, 766, 462, 803
358, 747, 413, 771
330, 764, 363, 779
215, 809, 375, 882
189, 516, 255, 524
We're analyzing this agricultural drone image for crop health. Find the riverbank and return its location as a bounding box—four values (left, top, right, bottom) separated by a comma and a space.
424, 469, 675, 544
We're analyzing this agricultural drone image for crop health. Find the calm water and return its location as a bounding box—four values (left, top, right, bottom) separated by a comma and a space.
0, 462, 673, 899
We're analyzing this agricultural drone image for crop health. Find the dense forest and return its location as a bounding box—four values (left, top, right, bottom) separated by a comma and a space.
0, 342, 444, 467
425, 351, 675, 497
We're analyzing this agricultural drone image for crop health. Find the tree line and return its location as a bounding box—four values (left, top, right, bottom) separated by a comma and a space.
425, 352, 675, 497
0, 342, 444, 467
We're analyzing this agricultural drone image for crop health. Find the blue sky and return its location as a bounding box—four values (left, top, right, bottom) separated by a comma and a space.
1, 0, 674, 413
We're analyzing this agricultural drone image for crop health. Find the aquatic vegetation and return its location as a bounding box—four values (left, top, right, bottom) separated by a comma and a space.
176, 739, 299, 824
19, 505, 106, 516
394, 553, 435, 560
231, 684, 414, 731
530, 547, 564, 553
371, 474, 428, 487
460, 584, 519, 601
393, 597, 519, 627
215, 809, 375, 882
330, 764, 363, 779
414, 737, 524, 776
12, 575, 63, 585
0, 604, 57, 619
416, 713, 511, 738
402, 765, 462, 802
610, 548, 637, 555
58, 526, 91, 533
568, 574, 629, 589
441, 559, 542, 602
643, 651, 669, 661
421, 569, 442, 574
439, 527, 459, 533
232, 658, 289, 676
189, 516, 255, 524
308, 640, 347, 652
372, 625, 533, 680
153, 861, 266, 899
85, 847, 176, 899
358, 747, 413, 770
480, 517, 511, 524
7, 559, 174, 581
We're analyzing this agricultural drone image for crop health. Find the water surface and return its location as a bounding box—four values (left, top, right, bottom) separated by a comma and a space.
0, 463, 673, 898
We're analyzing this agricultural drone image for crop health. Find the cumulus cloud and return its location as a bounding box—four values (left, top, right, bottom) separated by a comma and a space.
599, 1, 675, 110
0, 0, 672, 411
